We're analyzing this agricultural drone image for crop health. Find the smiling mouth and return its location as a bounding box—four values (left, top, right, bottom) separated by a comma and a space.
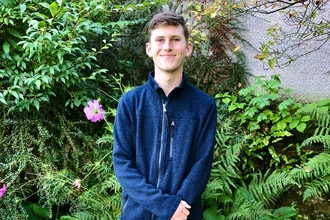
161, 54, 176, 57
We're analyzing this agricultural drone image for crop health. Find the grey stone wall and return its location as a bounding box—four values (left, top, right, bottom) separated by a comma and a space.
239, 6, 330, 103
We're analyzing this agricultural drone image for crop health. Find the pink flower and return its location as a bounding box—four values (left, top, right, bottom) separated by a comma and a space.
0, 184, 6, 198
73, 179, 81, 189
83, 100, 105, 122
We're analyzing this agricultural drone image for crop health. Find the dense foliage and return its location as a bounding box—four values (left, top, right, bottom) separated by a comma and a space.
203, 76, 330, 219
1, 0, 329, 219
0, 0, 158, 112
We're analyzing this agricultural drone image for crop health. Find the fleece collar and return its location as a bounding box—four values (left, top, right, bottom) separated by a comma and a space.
146, 71, 190, 99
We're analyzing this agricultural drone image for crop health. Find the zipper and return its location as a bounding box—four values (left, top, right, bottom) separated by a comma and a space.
156, 101, 167, 188
153, 100, 168, 220
169, 120, 174, 159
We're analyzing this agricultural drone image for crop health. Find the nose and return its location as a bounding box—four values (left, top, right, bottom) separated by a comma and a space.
163, 39, 172, 51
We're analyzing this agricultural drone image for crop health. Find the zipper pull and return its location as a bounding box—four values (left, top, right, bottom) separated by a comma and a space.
163, 103, 167, 112
170, 120, 175, 137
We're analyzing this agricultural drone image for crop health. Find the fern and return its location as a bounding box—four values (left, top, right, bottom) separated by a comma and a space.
289, 152, 330, 202
297, 99, 330, 120
301, 135, 330, 149
290, 152, 330, 184
226, 187, 271, 220
298, 99, 330, 148
248, 170, 296, 208
61, 210, 118, 220
303, 176, 330, 201
204, 115, 295, 219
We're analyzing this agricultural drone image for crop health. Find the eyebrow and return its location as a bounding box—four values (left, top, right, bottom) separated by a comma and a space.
154, 35, 182, 38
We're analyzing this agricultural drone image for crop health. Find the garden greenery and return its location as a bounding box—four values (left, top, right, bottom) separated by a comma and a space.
202, 76, 330, 219
1, 0, 330, 219
0, 0, 161, 112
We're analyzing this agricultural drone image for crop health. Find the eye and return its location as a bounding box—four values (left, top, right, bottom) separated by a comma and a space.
172, 38, 180, 42
155, 38, 164, 42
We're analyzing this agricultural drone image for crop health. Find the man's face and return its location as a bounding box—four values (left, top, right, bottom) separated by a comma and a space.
146, 25, 192, 74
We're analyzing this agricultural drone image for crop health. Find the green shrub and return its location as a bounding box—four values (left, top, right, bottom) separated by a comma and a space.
0, 105, 122, 219
203, 75, 330, 219
0, 0, 161, 112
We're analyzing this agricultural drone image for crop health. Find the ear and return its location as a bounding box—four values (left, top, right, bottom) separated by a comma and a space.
185, 42, 193, 57
146, 42, 152, 57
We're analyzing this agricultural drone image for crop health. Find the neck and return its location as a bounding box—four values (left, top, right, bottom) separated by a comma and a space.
154, 71, 183, 96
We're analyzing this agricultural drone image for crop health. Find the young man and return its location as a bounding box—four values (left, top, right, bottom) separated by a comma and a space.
113, 11, 217, 220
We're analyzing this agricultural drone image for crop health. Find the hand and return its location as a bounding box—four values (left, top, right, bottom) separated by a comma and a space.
170, 200, 191, 220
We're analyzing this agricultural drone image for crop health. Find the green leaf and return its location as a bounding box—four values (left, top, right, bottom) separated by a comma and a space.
41, 75, 49, 84
268, 58, 276, 69
10, 90, 19, 99
0, 93, 7, 105
35, 79, 41, 89
231, 95, 237, 103
203, 208, 224, 220
278, 99, 293, 111
237, 103, 245, 109
22, 202, 37, 219
257, 216, 272, 220
74, 99, 81, 107
60, 216, 78, 220
33, 99, 40, 110
317, 98, 330, 107
289, 118, 299, 129
300, 115, 311, 122
228, 105, 237, 112
273, 206, 297, 219
222, 97, 231, 104
19, 3, 27, 15
257, 112, 268, 122
6, 27, 21, 38
296, 123, 307, 133
0, 0, 11, 6
3, 41, 10, 54
49, 1, 59, 17
39, 2, 50, 9
276, 120, 287, 131
30, 203, 50, 218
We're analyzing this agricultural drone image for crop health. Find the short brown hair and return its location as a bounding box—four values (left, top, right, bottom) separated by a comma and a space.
148, 11, 189, 42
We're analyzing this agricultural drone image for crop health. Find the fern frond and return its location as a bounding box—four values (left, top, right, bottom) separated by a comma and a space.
77, 185, 122, 213
248, 170, 296, 207
290, 152, 330, 184
203, 178, 235, 210
303, 176, 330, 201
68, 210, 119, 220
301, 135, 330, 149
297, 100, 330, 136
210, 142, 243, 197
226, 187, 270, 220
104, 175, 122, 194
96, 135, 113, 145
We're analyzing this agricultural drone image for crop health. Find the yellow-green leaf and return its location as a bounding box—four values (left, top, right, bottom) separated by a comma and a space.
233, 45, 241, 52
49, 1, 59, 17
296, 123, 307, 133
268, 58, 276, 69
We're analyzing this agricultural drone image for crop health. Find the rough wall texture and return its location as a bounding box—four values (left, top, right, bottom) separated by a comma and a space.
239, 6, 330, 103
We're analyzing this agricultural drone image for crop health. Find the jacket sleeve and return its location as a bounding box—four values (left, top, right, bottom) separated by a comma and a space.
176, 99, 217, 205
113, 95, 181, 219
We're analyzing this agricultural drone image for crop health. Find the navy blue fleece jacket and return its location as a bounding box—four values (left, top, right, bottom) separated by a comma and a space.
113, 72, 217, 220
